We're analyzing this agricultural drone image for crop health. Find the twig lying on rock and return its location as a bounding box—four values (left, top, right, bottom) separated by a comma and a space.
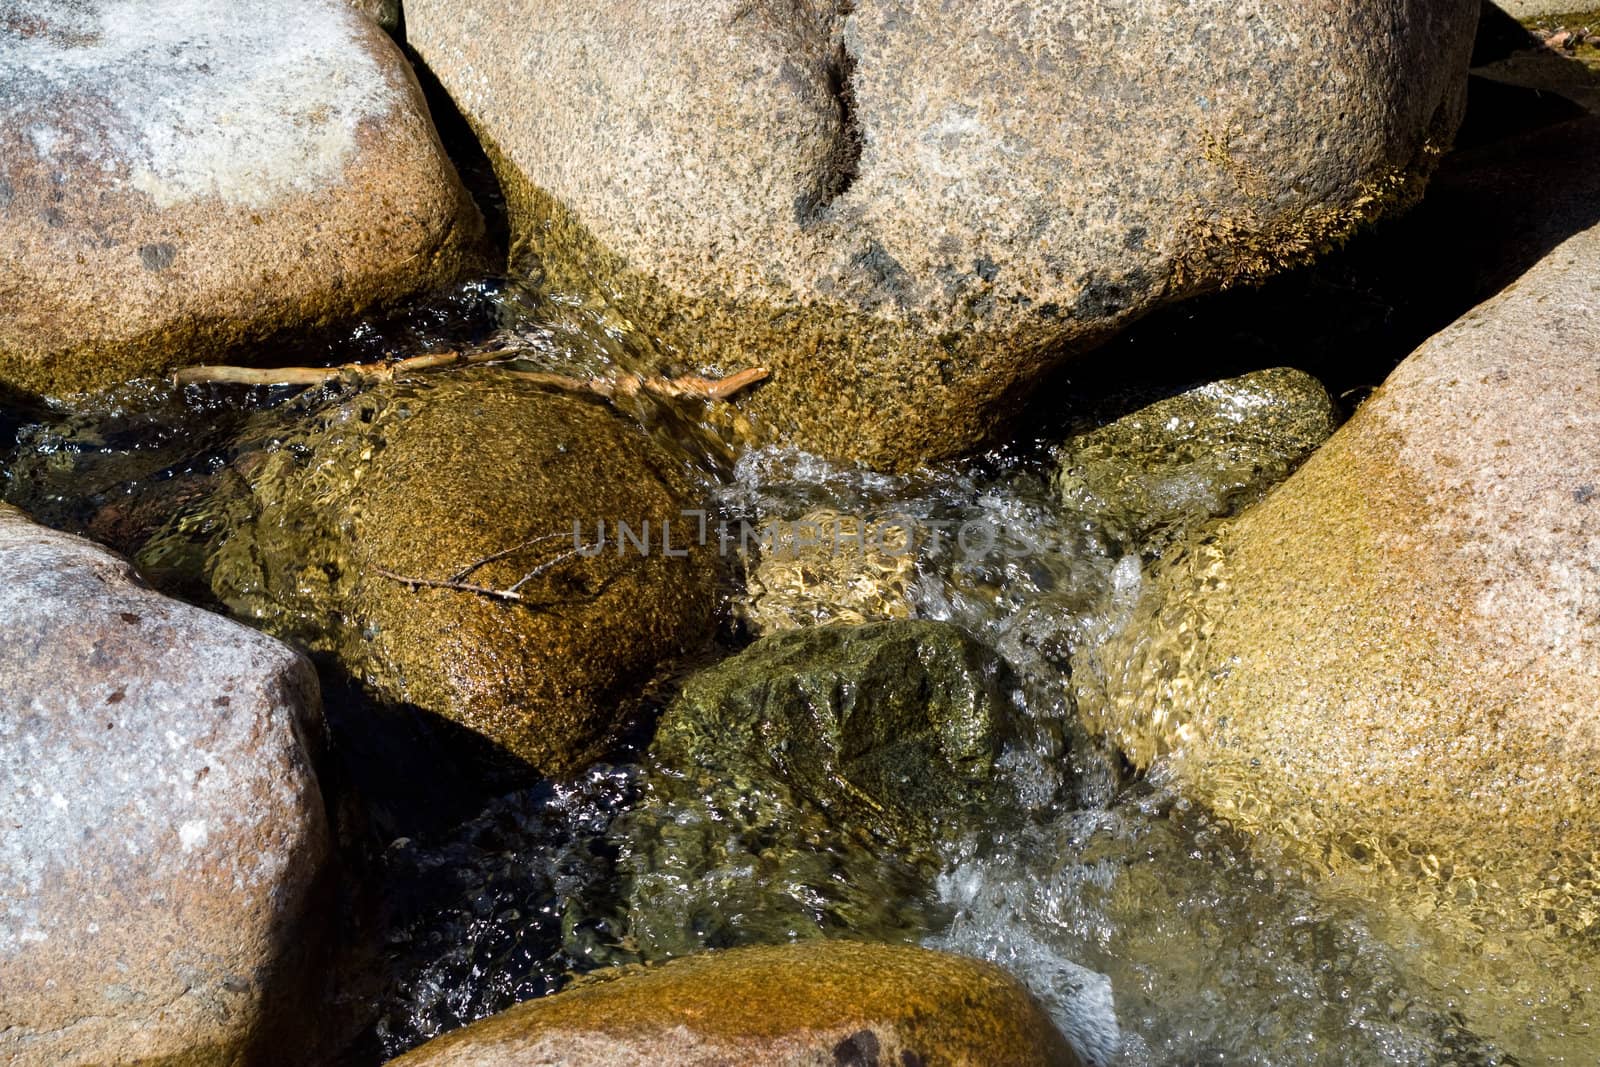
172, 347, 510, 386
172, 349, 770, 401
375, 537, 602, 603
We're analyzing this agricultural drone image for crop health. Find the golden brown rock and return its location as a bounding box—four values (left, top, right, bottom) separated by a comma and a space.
164, 372, 717, 774
386, 941, 1079, 1066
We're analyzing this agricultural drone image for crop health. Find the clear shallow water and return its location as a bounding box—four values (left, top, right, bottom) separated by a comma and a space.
0, 273, 1523, 1066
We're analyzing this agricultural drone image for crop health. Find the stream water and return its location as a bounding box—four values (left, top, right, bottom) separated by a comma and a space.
0, 259, 1528, 1066
4, 73, 1581, 1065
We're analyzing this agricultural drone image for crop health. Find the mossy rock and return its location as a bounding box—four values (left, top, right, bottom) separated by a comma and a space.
596, 620, 1020, 960
1053, 367, 1337, 553
142, 372, 717, 774
659, 620, 1017, 831
386, 941, 1079, 1066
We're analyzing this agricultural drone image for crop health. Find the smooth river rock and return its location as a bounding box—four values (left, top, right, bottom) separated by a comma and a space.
0, 506, 332, 1066
408, 0, 1479, 469
140, 373, 718, 776
1084, 215, 1600, 1055
0, 0, 482, 399
386, 941, 1079, 1067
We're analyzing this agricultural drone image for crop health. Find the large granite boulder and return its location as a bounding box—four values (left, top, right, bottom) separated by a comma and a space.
386, 941, 1079, 1066
0, 506, 333, 1065
407, 0, 1479, 469
140, 373, 718, 775
0, 0, 482, 399
1083, 213, 1600, 1055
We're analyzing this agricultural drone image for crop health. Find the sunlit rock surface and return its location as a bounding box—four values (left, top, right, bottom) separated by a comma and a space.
408, 0, 1478, 468
1052, 367, 1337, 555
0, 505, 332, 1066
0, 0, 482, 398
1085, 206, 1600, 1058
387, 941, 1080, 1067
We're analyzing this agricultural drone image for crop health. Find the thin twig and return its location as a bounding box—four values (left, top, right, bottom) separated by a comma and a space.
376, 541, 601, 603
372, 566, 534, 603
447, 531, 571, 583
173, 350, 770, 403
505, 546, 589, 594
172, 347, 513, 387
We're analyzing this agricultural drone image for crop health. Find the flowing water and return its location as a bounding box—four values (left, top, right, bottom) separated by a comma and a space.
0, 195, 1548, 1064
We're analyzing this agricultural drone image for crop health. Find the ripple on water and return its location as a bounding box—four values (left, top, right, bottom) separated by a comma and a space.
0, 275, 1536, 1066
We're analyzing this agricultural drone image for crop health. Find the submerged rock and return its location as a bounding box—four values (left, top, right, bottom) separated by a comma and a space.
1052, 367, 1338, 553
0, 506, 333, 1066
1083, 216, 1600, 1057
0, 0, 482, 399
142, 373, 717, 775
606, 621, 1020, 960
660, 620, 1017, 836
386, 940, 1079, 1067
407, 0, 1477, 469
737, 507, 915, 634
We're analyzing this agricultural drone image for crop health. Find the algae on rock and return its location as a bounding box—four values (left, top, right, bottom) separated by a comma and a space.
1053, 367, 1338, 555
140, 371, 717, 775
600, 620, 1022, 961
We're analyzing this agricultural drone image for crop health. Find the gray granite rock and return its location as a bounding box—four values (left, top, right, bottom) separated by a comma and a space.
0, 505, 333, 1065
0, 0, 482, 399
408, 0, 1479, 469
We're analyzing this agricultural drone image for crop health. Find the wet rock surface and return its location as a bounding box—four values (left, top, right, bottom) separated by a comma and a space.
139, 372, 719, 777
1085, 189, 1600, 1059
406, 0, 1478, 469
657, 620, 1018, 842
0, 0, 482, 398
594, 621, 1022, 962
0, 505, 333, 1066
1052, 367, 1337, 555
386, 940, 1080, 1067
736, 507, 916, 634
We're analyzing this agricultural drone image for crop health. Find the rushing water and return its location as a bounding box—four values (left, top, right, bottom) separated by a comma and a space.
0, 246, 1532, 1065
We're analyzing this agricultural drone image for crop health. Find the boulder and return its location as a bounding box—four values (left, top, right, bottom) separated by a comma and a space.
140, 373, 718, 775
603, 621, 1018, 960
1083, 215, 1600, 1054
1053, 367, 1338, 554
1473, 7, 1600, 115
385, 941, 1079, 1067
0, 0, 482, 399
407, 0, 1479, 469
1493, 0, 1589, 16
0, 506, 333, 1065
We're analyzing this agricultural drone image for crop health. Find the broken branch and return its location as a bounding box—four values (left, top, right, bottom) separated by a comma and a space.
376, 538, 603, 603
172, 349, 770, 402
172, 347, 513, 387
